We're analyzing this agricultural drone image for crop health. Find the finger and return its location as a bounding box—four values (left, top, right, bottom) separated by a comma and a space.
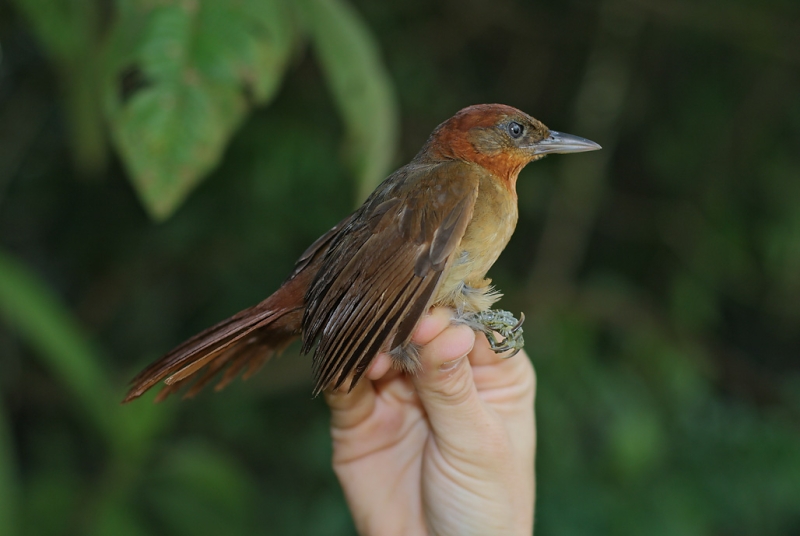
411, 324, 492, 442
366, 308, 454, 382
332, 306, 458, 417
365, 353, 392, 380
469, 329, 532, 371
411, 307, 455, 345
466, 330, 534, 393
468, 329, 527, 366
468, 331, 512, 367
468, 336, 536, 473
325, 370, 377, 430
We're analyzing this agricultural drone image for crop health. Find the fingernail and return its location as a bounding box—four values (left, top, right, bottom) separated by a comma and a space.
439, 354, 466, 372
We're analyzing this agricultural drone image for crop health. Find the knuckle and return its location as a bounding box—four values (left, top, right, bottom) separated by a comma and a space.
429, 365, 474, 406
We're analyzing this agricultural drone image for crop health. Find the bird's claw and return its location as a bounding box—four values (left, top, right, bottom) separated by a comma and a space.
457, 309, 525, 358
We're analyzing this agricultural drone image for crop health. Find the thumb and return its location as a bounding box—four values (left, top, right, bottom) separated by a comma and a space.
411, 323, 488, 441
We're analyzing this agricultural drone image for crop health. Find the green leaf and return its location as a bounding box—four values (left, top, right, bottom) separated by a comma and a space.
0, 398, 19, 536
105, 0, 296, 220
0, 250, 116, 439
222, 0, 298, 104
296, 0, 399, 201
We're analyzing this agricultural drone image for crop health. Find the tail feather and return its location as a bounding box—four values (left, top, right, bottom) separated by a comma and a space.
182, 343, 259, 399
123, 275, 308, 403
123, 215, 353, 403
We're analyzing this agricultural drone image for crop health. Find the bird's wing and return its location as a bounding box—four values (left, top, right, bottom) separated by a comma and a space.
302, 161, 481, 394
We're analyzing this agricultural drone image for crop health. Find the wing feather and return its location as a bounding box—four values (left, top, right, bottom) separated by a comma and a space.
303, 161, 481, 394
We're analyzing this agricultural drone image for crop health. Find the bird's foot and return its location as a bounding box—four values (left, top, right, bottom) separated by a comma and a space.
455, 309, 525, 358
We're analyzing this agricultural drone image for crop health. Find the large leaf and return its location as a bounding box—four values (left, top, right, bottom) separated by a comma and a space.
105, 0, 296, 220
296, 0, 399, 201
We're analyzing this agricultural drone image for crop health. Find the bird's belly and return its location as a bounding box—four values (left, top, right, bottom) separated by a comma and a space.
433, 180, 518, 311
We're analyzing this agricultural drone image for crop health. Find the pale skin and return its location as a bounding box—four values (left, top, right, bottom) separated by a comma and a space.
325, 307, 536, 535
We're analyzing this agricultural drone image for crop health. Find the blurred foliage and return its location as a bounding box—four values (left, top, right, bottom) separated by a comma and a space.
12, 0, 397, 219
1, 0, 800, 535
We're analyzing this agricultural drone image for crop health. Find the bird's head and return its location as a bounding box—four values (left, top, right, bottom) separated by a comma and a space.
420, 104, 601, 190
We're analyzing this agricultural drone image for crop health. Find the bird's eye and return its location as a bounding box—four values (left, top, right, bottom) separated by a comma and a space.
508, 121, 523, 139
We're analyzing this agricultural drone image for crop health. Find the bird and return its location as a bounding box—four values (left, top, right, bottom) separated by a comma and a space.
123, 104, 600, 403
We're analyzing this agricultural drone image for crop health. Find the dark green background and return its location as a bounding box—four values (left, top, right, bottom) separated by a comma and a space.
1, 0, 799, 534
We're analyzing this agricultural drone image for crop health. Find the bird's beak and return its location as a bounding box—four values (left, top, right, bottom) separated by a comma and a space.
531, 131, 602, 155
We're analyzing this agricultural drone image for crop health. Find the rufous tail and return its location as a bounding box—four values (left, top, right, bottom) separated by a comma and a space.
122, 270, 310, 403
123, 215, 352, 403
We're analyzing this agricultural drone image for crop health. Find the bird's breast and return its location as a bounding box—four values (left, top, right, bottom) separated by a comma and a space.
434, 173, 518, 307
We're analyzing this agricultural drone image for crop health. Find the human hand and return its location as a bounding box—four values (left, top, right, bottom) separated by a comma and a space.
325, 307, 536, 535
